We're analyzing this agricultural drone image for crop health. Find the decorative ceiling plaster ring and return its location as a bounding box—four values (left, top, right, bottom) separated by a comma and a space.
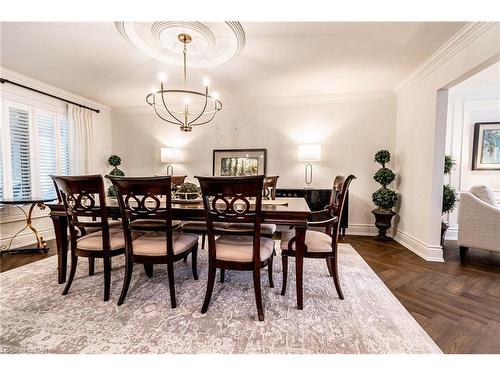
115, 21, 245, 68
394, 22, 497, 94
151, 21, 216, 51
111, 90, 395, 114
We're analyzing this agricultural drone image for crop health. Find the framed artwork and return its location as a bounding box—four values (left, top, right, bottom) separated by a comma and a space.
471, 122, 500, 171
212, 148, 267, 176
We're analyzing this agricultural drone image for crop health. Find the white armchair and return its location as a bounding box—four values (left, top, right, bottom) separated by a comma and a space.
457, 185, 500, 263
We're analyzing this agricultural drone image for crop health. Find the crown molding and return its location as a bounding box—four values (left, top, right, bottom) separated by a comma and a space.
394, 22, 497, 94
111, 89, 395, 115
0, 67, 111, 113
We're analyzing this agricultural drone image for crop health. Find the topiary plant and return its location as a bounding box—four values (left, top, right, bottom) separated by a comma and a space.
107, 154, 124, 196
372, 150, 398, 212
442, 155, 457, 216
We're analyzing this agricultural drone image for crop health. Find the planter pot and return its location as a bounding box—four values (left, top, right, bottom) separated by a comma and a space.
372, 209, 396, 241
440, 221, 449, 246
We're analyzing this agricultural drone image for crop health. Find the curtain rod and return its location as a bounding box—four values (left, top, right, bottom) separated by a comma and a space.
0, 78, 100, 113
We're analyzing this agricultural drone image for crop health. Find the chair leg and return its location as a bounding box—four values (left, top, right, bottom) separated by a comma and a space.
62, 254, 78, 296
118, 257, 133, 306
201, 263, 216, 314
220, 269, 225, 283
253, 267, 265, 321
191, 246, 199, 280
326, 258, 333, 277
328, 256, 344, 300
268, 255, 274, 288
103, 257, 112, 302
280, 255, 288, 296
166, 261, 176, 308
88, 257, 95, 276
202, 233, 206, 249
144, 264, 153, 277
183, 255, 188, 263
460, 246, 469, 264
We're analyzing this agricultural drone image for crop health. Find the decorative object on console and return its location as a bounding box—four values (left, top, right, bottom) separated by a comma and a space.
146, 33, 223, 132
471, 122, 500, 170
441, 155, 457, 246
213, 148, 266, 177
106, 155, 124, 197
297, 144, 321, 186
371, 150, 398, 241
161, 147, 182, 175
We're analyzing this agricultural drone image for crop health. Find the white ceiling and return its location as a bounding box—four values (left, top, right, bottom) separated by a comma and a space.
0, 22, 466, 108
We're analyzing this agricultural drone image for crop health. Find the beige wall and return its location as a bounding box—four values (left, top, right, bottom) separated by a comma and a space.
111, 96, 396, 235
393, 23, 500, 261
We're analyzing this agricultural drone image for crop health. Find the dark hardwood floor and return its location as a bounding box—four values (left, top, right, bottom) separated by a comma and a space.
1, 235, 499, 354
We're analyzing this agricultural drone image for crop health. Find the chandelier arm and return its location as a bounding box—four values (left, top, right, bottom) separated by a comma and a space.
188, 94, 209, 126
160, 90, 184, 125
152, 105, 182, 126
190, 107, 218, 126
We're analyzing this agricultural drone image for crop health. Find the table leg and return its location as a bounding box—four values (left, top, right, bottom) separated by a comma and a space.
294, 225, 307, 310
51, 215, 68, 284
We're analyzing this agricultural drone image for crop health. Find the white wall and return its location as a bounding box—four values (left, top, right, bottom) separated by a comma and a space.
111, 95, 396, 235
445, 81, 500, 239
0, 68, 112, 248
393, 23, 500, 261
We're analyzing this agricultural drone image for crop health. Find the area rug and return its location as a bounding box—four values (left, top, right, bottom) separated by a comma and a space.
0, 242, 441, 354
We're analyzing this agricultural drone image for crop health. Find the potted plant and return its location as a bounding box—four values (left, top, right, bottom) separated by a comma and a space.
441, 155, 457, 245
107, 155, 124, 197
372, 150, 398, 240
173, 182, 201, 201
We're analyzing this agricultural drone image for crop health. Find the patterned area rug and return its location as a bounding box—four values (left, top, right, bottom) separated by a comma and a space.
0, 242, 441, 354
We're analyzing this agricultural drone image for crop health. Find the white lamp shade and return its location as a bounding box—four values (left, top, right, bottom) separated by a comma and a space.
161, 147, 182, 163
298, 144, 321, 161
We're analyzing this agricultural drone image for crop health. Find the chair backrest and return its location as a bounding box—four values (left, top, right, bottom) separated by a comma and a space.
328, 175, 356, 239
107, 175, 175, 255
263, 176, 279, 199
196, 175, 265, 262
171, 175, 187, 189
51, 175, 110, 249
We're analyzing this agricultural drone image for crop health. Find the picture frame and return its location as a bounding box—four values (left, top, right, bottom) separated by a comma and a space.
212, 148, 267, 176
471, 122, 500, 171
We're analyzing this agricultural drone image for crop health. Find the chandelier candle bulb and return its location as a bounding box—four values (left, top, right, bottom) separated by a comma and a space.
158, 72, 167, 82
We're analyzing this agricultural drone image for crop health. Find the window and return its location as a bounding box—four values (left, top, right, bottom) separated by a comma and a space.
1, 100, 70, 200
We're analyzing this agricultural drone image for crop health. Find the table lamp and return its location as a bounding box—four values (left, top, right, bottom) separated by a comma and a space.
298, 144, 321, 186
161, 147, 182, 175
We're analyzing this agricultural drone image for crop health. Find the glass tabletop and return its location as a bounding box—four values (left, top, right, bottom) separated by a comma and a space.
0, 197, 58, 205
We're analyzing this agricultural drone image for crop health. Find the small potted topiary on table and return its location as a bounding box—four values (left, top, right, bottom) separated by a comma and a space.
372, 150, 398, 240
107, 155, 124, 197
441, 155, 457, 245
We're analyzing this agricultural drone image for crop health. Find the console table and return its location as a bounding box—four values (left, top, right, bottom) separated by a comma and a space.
275, 188, 349, 237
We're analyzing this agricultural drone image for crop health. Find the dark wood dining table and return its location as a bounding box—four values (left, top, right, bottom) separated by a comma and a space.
47, 197, 311, 309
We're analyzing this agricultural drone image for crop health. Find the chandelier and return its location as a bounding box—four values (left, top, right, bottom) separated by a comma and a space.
146, 33, 223, 132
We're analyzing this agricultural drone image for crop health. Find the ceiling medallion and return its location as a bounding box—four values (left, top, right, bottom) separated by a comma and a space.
115, 21, 245, 68
145, 33, 222, 132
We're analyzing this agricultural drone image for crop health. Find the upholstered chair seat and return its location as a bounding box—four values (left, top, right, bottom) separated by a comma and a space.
132, 232, 199, 257
77, 228, 139, 251
215, 235, 275, 262
182, 221, 228, 231
280, 229, 332, 252
221, 223, 277, 236
129, 219, 181, 232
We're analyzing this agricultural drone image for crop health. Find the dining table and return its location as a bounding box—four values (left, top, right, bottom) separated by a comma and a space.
47, 197, 311, 309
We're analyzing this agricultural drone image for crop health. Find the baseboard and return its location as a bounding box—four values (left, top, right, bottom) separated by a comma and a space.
445, 227, 458, 241
393, 230, 444, 262
0, 227, 55, 250
345, 223, 378, 237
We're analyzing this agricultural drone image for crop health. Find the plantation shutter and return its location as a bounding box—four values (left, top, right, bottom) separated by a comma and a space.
37, 112, 57, 198
9, 107, 32, 200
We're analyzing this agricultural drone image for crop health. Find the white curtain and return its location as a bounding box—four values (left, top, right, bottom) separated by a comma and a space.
68, 104, 94, 174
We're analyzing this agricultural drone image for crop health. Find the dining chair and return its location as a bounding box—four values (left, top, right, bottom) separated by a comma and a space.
280, 175, 356, 301
170, 175, 187, 190
196, 175, 275, 321
51, 175, 128, 301
107, 175, 199, 308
